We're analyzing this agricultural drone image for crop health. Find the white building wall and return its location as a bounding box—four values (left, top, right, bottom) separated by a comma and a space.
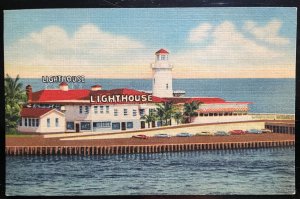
192, 115, 253, 124
152, 68, 173, 97
18, 111, 65, 133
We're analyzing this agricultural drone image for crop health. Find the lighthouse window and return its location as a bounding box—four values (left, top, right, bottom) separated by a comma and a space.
161, 55, 166, 60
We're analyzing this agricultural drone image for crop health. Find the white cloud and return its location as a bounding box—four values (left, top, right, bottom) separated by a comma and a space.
5, 24, 147, 68
188, 23, 212, 43
243, 19, 290, 45
174, 21, 292, 69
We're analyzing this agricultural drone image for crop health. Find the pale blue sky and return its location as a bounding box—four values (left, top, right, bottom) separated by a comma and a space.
4, 8, 297, 78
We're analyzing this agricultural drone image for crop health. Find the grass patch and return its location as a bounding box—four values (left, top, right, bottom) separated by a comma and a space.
5, 128, 33, 138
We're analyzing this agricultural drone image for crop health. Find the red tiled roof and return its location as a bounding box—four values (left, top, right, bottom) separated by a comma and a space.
31, 90, 90, 102
155, 49, 169, 54
20, 108, 54, 118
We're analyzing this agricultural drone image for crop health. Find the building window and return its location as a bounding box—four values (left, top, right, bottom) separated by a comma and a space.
199, 113, 204, 117
79, 106, 83, 114
149, 109, 155, 115
80, 122, 91, 130
85, 106, 89, 114
36, 119, 39, 127
66, 122, 74, 130
166, 84, 168, 89
124, 109, 128, 116
133, 109, 137, 116
161, 55, 165, 60
209, 113, 213, 116
29, 118, 32, 127
47, 118, 50, 127
25, 118, 27, 126
106, 106, 109, 114
127, 122, 133, 129
93, 122, 111, 129
100, 106, 104, 114
112, 122, 120, 130
214, 113, 218, 116
114, 109, 118, 116
19, 118, 22, 126
32, 118, 36, 127
139, 109, 145, 116
94, 106, 98, 114
55, 118, 59, 127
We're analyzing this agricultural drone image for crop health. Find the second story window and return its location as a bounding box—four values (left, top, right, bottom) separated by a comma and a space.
114, 109, 118, 116
100, 106, 104, 114
79, 106, 83, 114
139, 109, 145, 116
85, 106, 89, 114
133, 109, 137, 117
124, 109, 128, 116
94, 106, 98, 114
166, 84, 169, 89
106, 106, 109, 114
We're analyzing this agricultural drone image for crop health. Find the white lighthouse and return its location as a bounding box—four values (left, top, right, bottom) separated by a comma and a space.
151, 49, 173, 98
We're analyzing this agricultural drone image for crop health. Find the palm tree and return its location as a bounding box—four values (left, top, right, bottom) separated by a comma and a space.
5, 74, 26, 132
141, 112, 157, 128
156, 102, 176, 126
184, 101, 201, 123
173, 111, 183, 125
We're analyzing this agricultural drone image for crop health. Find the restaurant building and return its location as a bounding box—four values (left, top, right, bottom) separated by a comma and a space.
17, 49, 251, 134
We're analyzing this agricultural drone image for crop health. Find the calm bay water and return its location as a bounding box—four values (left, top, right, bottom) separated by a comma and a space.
19, 78, 295, 114
6, 147, 295, 195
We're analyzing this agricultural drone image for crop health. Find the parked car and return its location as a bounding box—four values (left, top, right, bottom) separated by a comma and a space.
229, 130, 246, 135
261, 128, 272, 133
132, 134, 149, 139
214, 131, 229, 136
246, 129, 262, 134
176, 132, 193, 137
154, 133, 171, 138
195, 131, 214, 136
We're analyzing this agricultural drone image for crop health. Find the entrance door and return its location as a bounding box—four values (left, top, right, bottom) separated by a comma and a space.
141, 121, 145, 129
152, 121, 156, 128
76, 123, 80, 132
121, 122, 126, 130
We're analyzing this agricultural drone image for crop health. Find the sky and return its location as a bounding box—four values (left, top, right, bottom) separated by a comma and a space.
4, 8, 297, 78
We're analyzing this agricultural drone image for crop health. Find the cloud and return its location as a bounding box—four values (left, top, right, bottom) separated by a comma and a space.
174, 21, 293, 74
188, 23, 212, 43
243, 19, 290, 45
5, 24, 147, 68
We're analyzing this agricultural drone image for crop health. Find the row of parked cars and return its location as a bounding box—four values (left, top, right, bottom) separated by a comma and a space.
132, 128, 272, 139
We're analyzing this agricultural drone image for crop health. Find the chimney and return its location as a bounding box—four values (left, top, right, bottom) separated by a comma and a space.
25, 85, 32, 102
91, 85, 102, 91
59, 82, 68, 91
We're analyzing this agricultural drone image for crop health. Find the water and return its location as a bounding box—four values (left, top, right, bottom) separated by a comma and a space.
6, 147, 295, 195
19, 78, 295, 114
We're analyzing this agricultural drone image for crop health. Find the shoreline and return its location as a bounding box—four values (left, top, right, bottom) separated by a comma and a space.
5, 133, 295, 155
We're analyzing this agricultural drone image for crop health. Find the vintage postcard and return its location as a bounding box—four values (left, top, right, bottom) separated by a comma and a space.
4, 8, 296, 195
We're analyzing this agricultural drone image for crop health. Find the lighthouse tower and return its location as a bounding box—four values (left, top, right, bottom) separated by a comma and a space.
151, 49, 173, 97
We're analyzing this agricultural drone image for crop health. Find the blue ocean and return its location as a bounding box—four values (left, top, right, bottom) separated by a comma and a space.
20, 78, 295, 114
6, 147, 295, 195
6, 78, 295, 195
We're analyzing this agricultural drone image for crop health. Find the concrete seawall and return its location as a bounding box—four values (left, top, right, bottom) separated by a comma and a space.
6, 140, 295, 156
